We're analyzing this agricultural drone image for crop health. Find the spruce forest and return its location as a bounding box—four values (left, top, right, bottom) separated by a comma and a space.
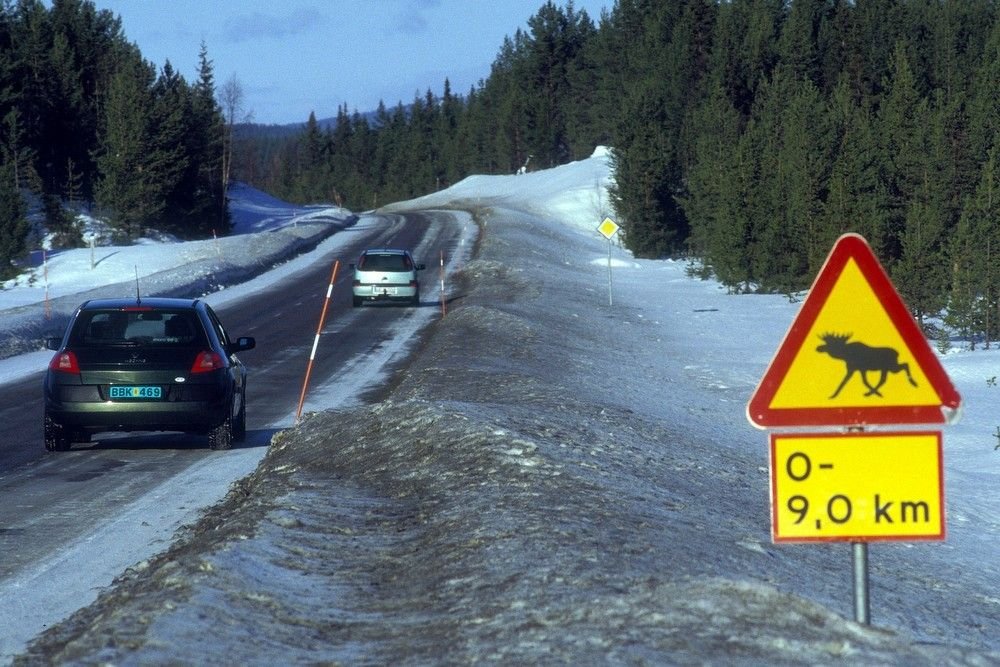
0, 0, 227, 278
235, 0, 1000, 347
7, 0, 1000, 346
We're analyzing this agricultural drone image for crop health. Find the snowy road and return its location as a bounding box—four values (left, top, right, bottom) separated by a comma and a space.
0, 209, 471, 662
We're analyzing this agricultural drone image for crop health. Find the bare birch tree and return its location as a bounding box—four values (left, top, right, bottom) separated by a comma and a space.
219, 74, 252, 194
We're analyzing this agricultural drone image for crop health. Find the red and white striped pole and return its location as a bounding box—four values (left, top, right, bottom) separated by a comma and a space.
439, 250, 447, 317
296, 259, 340, 421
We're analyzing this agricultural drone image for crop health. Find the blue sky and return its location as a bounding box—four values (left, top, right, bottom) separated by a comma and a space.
87, 0, 611, 126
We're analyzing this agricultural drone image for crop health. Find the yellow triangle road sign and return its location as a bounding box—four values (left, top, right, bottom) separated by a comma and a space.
747, 233, 960, 428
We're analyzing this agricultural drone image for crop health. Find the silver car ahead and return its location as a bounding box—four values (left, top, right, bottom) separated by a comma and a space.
351, 248, 426, 307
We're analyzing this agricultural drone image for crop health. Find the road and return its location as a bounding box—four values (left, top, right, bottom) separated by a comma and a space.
0, 209, 462, 595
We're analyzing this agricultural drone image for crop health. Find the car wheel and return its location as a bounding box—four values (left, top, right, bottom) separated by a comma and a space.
233, 390, 247, 443
411, 290, 420, 306
353, 296, 362, 308
208, 413, 233, 451
44, 413, 71, 452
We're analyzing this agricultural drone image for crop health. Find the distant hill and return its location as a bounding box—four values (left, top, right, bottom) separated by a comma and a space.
236, 110, 383, 140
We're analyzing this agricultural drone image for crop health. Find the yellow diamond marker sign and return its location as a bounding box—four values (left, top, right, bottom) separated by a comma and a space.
597, 217, 619, 240
771, 431, 944, 542
747, 234, 960, 427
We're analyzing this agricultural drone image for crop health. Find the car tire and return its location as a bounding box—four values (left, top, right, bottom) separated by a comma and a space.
44, 413, 71, 452
353, 296, 362, 308
411, 290, 420, 306
208, 412, 233, 451
233, 390, 247, 443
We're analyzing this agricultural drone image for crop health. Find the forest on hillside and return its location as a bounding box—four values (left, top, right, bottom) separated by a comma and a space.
233, 0, 1000, 347
0, 0, 229, 279
6, 1, 1000, 346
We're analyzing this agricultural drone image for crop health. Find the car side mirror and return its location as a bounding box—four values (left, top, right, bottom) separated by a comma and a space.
348, 263, 356, 270
417, 264, 426, 271
45, 336, 62, 351
232, 336, 256, 353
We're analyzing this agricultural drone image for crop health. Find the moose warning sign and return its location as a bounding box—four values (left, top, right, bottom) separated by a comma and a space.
747, 233, 961, 428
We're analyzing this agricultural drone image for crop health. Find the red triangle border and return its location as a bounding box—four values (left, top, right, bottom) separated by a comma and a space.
747, 233, 961, 428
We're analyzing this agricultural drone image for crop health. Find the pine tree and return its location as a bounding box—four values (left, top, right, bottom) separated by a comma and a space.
94, 54, 159, 240
769, 70, 829, 288
1, 107, 37, 191
10, 0, 52, 186
562, 7, 602, 159
948, 146, 1000, 347
776, 0, 827, 87
609, 0, 717, 258
707, 0, 783, 117
819, 77, 889, 262
0, 157, 28, 279
609, 79, 683, 258
682, 79, 747, 286
63, 156, 83, 205
438, 78, 465, 185
188, 41, 227, 233
875, 41, 928, 267
149, 61, 192, 234
967, 16, 1000, 168
48, 0, 128, 200
852, 0, 906, 99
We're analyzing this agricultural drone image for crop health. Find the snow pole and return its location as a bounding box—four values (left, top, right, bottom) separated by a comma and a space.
296, 259, 340, 422
439, 250, 447, 317
43, 249, 50, 319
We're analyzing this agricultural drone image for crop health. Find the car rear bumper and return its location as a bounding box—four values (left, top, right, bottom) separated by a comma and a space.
352, 284, 418, 301
45, 397, 230, 433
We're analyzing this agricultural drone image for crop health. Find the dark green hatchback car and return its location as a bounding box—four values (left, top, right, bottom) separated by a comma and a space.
43, 297, 255, 451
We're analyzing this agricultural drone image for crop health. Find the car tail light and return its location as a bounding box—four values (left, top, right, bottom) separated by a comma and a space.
409, 279, 418, 287
49, 351, 80, 374
353, 279, 360, 287
191, 351, 225, 373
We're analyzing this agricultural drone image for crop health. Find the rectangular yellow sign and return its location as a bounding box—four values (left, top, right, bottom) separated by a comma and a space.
770, 431, 944, 542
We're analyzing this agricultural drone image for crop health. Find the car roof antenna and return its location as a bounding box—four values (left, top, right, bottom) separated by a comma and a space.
134, 265, 141, 305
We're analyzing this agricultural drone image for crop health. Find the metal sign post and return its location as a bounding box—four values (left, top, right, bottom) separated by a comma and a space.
597, 217, 619, 307
853, 542, 870, 624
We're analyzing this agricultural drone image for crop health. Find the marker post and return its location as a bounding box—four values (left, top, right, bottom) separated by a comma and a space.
296, 259, 340, 421
597, 217, 619, 307
439, 250, 447, 317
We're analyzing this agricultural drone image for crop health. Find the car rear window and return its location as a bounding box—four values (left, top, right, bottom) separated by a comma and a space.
70, 310, 204, 347
359, 253, 412, 272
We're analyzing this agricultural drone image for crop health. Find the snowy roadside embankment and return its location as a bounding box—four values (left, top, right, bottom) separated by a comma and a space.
17, 197, 995, 664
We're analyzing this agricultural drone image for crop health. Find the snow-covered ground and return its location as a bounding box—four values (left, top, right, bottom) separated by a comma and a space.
6, 149, 1000, 663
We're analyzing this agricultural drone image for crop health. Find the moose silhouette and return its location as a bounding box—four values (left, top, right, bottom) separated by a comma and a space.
816, 333, 918, 399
